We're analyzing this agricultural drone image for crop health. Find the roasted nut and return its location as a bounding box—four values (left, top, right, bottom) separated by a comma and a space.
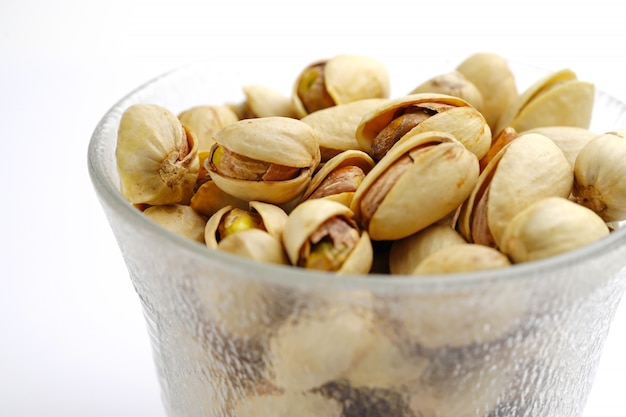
177, 105, 239, 153
409, 71, 484, 113
207, 116, 321, 204
282, 199, 372, 273
217, 229, 289, 265
412, 243, 511, 275
292, 54, 390, 117
142, 204, 207, 243
500, 196, 609, 263
356, 93, 491, 161
231, 84, 299, 119
116, 103, 199, 205
573, 130, 626, 222
521, 126, 597, 167
351, 130, 479, 241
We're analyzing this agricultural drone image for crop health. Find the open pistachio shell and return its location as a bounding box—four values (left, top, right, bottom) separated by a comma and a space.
301, 98, 388, 161
282, 198, 373, 274
455, 132, 573, 249
494, 68, 594, 135
142, 204, 207, 243
298, 149, 375, 207
573, 130, 626, 222
234, 84, 299, 119
412, 243, 511, 275
116, 103, 199, 205
456, 52, 518, 131
207, 116, 321, 204
356, 93, 491, 160
389, 223, 467, 275
177, 104, 239, 153
350, 130, 479, 241
521, 126, 597, 167
190, 179, 249, 218
409, 70, 484, 113
500, 196, 609, 263
217, 229, 289, 265
292, 54, 390, 117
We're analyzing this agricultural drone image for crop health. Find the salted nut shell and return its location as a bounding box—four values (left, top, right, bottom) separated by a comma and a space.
217, 229, 289, 265
500, 196, 609, 263
409, 71, 484, 113
521, 125, 597, 167
142, 204, 207, 243
299, 149, 375, 207
389, 223, 467, 275
205, 201, 288, 249
282, 199, 373, 273
412, 243, 511, 275
207, 116, 321, 204
177, 105, 239, 153
456, 52, 518, 131
573, 129, 626, 222
494, 68, 594, 136
301, 98, 388, 161
190, 178, 249, 218
351, 130, 479, 241
355, 93, 491, 161
292, 54, 390, 118
232, 84, 299, 119
455, 132, 573, 249
116, 103, 199, 206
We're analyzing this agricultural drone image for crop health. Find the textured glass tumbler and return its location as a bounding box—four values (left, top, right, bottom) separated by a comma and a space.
88, 61, 626, 417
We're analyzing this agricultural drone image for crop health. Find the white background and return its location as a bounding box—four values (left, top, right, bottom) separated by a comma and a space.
1, 1, 625, 416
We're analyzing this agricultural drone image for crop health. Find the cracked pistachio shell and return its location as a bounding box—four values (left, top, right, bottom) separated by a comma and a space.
573, 130, 626, 222
233, 84, 299, 119
217, 229, 289, 265
521, 126, 597, 167
350, 130, 479, 241
292, 54, 390, 117
282, 198, 373, 274
205, 201, 288, 249
455, 133, 573, 249
177, 105, 239, 153
500, 196, 609, 263
301, 98, 388, 161
494, 68, 594, 136
412, 243, 511, 275
356, 93, 491, 160
389, 223, 467, 275
207, 116, 321, 204
409, 71, 484, 113
116, 103, 199, 205
298, 149, 375, 207
190, 179, 249, 218
142, 204, 207, 243
456, 52, 518, 131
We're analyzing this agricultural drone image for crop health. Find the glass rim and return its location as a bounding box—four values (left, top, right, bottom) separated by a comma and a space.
87, 61, 626, 293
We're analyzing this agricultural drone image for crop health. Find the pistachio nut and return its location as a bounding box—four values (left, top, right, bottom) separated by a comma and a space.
455, 52, 518, 131
409, 70, 484, 113
355, 93, 491, 161
455, 132, 573, 249
292, 54, 390, 117
190, 178, 249, 218
177, 104, 239, 153
522, 126, 597, 167
388, 223, 467, 275
142, 204, 207, 243
412, 243, 511, 275
232, 84, 299, 119
282, 199, 373, 273
298, 149, 375, 207
500, 196, 609, 263
494, 68, 594, 136
207, 116, 321, 204
478, 126, 518, 172
116, 103, 199, 205
573, 130, 626, 222
217, 229, 289, 265
205, 201, 288, 249
350, 130, 479, 241
301, 98, 388, 161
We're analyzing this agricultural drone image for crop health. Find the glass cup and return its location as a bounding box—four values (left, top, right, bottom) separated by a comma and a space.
88, 60, 626, 417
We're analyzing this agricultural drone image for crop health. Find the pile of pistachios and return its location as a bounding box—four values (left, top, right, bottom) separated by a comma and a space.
116, 52, 626, 275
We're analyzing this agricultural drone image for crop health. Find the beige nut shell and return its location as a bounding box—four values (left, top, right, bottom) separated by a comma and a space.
351, 130, 479, 241
409, 70, 484, 113
177, 104, 239, 153
412, 243, 511, 275
521, 125, 597, 167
